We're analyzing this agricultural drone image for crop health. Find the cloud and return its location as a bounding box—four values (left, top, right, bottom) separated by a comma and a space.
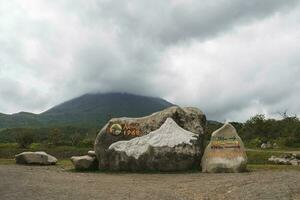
0, 0, 300, 121
163, 8, 300, 121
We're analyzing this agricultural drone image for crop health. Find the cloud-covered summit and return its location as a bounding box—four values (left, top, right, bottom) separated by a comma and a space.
0, 0, 300, 121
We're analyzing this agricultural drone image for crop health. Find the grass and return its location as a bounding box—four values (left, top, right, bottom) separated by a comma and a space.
0, 143, 91, 159
0, 158, 75, 170
248, 164, 300, 171
246, 150, 285, 164
57, 159, 74, 170
0, 158, 15, 165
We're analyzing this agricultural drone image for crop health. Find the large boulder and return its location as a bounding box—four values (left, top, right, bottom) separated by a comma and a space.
71, 155, 98, 170
107, 118, 201, 171
201, 123, 247, 173
94, 106, 206, 169
15, 151, 57, 165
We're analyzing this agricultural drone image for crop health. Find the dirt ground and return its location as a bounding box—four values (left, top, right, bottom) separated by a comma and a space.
0, 164, 300, 200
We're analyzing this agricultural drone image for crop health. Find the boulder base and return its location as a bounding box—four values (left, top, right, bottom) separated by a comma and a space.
95, 106, 206, 170
201, 123, 247, 173
71, 155, 98, 170
15, 151, 57, 165
107, 118, 201, 171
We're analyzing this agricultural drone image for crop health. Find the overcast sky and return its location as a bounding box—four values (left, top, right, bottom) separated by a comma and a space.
1, 0, 300, 121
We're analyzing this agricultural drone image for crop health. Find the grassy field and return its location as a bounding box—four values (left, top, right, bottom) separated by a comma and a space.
246, 150, 284, 164
247, 164, 300, 171
0, 143, 91, 159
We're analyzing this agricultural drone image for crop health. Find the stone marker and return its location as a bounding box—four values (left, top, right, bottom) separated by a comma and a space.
107, 118, 201, 171
201, 123, 247, 173
71, 155, 98, 170
95, 106, 206, 170
15, 151, 57, 165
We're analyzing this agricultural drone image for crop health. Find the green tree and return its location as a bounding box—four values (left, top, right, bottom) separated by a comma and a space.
15, 131, 34, 148
70, 132, 82, 146
48, 128, 63, 146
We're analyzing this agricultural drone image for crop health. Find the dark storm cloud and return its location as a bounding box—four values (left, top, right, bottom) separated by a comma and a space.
0, 0, 300, 121
95, 0, 299, 44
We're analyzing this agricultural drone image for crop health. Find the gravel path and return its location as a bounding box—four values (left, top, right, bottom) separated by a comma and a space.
0, 164, 300, 200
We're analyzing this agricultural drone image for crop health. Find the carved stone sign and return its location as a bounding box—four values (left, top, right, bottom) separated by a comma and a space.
210, 136, 240, 149
107, 123, 123, 136
106, 122, 141, 137
201, 123, 247, 173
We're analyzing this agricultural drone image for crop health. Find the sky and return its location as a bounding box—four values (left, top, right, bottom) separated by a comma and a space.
0, 0, 300, 121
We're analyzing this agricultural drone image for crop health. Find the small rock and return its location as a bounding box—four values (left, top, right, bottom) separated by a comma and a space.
261, 143, 267, 149
71, 155, 98, 170
278, 158, 291, 165
268, 156, 276, 162
290, 159, 299, 166
283, 154, 293, 159
88, 150, 96, 157
266, 141, 273, 149
268, 155, 297, 165
293, 153, 300, 160
15, 151, 57, 165
261, 142, 273, 149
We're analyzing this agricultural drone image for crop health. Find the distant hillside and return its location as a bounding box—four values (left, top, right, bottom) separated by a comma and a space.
0, 93, 174, 128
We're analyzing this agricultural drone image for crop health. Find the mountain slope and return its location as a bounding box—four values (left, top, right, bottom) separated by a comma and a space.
0, 93, 174, 128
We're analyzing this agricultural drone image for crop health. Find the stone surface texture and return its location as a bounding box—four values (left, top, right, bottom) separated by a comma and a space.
15, 151, 57, 165
94, 106, 206, 170
107, 118, 201, 171
201, 123, 247, 173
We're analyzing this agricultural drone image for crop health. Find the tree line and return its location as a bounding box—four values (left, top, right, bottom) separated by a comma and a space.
0, 126, 99, 148
1, 113, 300, 149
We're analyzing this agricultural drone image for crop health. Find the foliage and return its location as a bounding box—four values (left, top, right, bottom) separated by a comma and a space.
48, 128, 63, 146
78, 138, 94, 148
70, 132, 83, 146
0, 126, 98, 145
15, 131, 34, 148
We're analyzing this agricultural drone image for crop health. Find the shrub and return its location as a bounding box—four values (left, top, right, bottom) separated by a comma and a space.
48, 129, 63, 146
79, 138, 94, 148
15, 132, 34, 148
247, 138, 262, 148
